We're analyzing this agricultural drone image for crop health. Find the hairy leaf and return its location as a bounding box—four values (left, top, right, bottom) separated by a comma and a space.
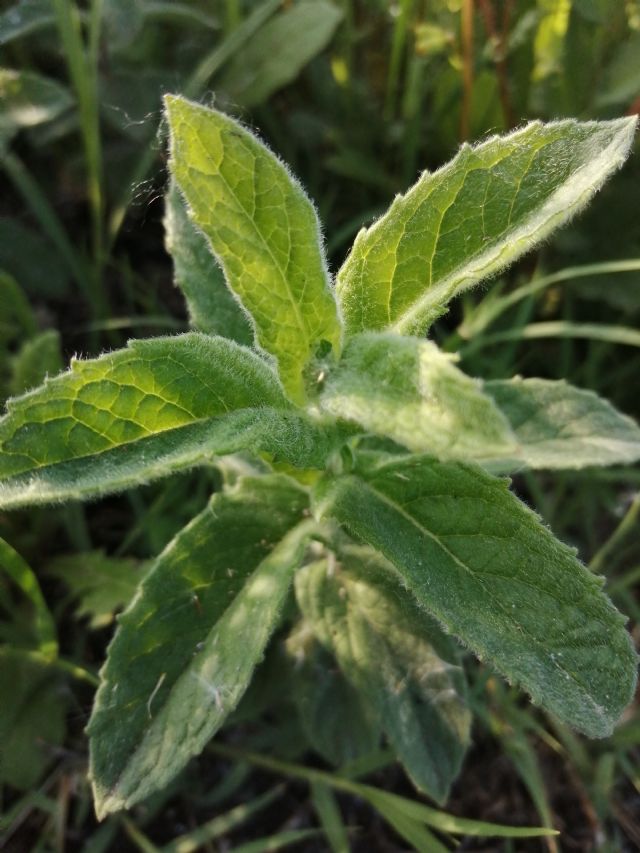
0, 407, 349, 509
0, 332, 289, 502
337, 118, 637, 335
295, 550, 470, 803
165, 95, 342, 401
319, 332, 516, 459
164, 182, 253, 344
89, 475, 310, 817
483, 378, 640, 470
219, 0, 343, 108
315, 453, 637, 737
286, 621, 381, 766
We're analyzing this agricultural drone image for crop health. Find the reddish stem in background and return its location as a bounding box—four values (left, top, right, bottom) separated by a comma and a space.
477, 0, 515, 128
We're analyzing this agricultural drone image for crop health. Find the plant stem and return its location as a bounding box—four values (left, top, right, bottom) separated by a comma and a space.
23, 650, 100, 687
477, 0, 514, 127
460, 0, 475, 140
1, 151, 88, 298
384, 0, 414, 121
52, 0, 106, 316
458, 259, 640, 341
589, 493, 640, 575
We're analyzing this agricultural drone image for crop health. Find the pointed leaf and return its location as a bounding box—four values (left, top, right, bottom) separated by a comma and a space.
0, 332, 292, 506
165, 95, 342, 401
295, 550, 470, 803
482, 377, 640, 470
219, 0, 343, 108
315, 453, 637, 738
319, 332, 516, 459
164, 181, 253, 344
337, 118, 637, 335
89, 474, 310, 817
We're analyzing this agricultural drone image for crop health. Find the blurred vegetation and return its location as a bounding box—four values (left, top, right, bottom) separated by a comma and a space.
0, 0, 639, 850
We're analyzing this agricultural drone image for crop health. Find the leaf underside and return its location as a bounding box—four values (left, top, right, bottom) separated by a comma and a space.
483, 377, 640, 470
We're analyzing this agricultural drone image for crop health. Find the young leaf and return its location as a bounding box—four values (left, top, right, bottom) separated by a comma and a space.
0, 407, 349, 509
0, 332, 289, 504
164, 182, 253, 345
314, 453, 637, 738
286, 622, 381, 766
319, 332, 516, 460
482, 377, 640, 470
295, 550, 471, 804
336, 118, 638, 335
89, 474, 311, 818
219, 0, 343, 108
165, 95, 342, 402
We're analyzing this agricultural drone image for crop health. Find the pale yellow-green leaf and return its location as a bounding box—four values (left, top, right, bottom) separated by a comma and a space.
165, 95, 342, 401
337, 118, 637, 335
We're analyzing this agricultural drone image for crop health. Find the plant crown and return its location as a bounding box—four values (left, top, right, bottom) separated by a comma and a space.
0, 96, 638, 818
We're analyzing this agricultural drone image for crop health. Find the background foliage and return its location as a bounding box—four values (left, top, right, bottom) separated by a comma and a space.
1, 0, 639, 850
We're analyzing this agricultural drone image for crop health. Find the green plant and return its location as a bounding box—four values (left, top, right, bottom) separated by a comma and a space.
1, 96, 639, 828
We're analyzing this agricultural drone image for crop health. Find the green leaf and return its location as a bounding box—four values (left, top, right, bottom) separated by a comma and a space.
0, 407, 349, 509
295, 549, 471, 803
165, 95, 342, 402
0, 536, 57, 657
315, 453, 637, 738
483, 378, 640, 471
336, 118, 637, 335
596, 34, 640, 107
46, 551, 144, 629
0, 648, 67, 789
0, 1, 55, 47
9, 329, 62, 397
0, 332, 290, 505
286, 622, 381, 766
0, 69, 74, 149
219, 0, 343, 108
319, 332, 516, 460
88, 475, 311, 817
164, 182, 253, 345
